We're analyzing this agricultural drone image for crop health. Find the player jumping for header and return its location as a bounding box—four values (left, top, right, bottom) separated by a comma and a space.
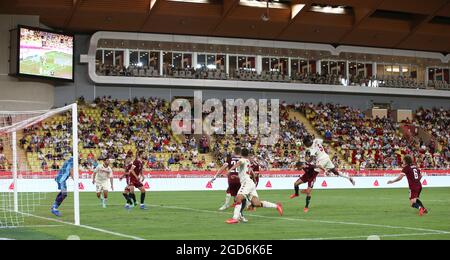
225, 148, 283, 224
387, 154, 429, 216
303, 135, 355, 186
51, 157, 74, 217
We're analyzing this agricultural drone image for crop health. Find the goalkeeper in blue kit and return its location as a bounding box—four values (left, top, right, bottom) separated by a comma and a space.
51, 157, 74, 217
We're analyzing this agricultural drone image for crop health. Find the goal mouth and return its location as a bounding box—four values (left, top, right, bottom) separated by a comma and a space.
0, 104, 80, 227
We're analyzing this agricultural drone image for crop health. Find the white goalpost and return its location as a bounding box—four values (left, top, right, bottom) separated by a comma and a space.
0, 104, 79, 227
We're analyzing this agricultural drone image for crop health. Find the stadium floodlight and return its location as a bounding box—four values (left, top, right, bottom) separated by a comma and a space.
261, 0, 270, 22
310, 4, 349, 15
0, 104, 79, 227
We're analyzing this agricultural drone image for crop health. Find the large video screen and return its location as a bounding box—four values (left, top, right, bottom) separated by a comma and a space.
18, 26, 74, 81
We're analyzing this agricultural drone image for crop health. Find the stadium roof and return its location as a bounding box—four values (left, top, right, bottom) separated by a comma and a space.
1, 0, 450, 54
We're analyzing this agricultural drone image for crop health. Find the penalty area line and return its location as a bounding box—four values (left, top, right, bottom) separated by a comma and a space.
149, 204, 450, 235
0, 224, 64, 229
18, 212, 145, 240
290, 232, 450, 240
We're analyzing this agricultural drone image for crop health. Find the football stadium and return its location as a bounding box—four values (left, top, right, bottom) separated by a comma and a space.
0, 0, 449, 243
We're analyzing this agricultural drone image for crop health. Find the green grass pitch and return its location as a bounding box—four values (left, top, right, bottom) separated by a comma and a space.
1, 188, 450, 240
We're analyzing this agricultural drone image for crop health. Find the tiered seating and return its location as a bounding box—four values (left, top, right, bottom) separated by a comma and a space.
291, 72, 341, 85
15, 97, 449, 172
414, 108, 449, 169
430, 80, 450, 90
96, 64, 160, 77
96, 62, 450, 91
376, 76, 426, 89
0, 138, 9, 170
305, 103, 418, 169
211, 106, 310, 170
19, 97, 213, 172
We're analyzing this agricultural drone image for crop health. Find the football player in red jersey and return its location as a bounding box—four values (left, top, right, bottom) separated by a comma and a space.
120, 157, 136, 208
289, 156, 322, 213
249, 156, 262, 187
120, 151, 147, 210
246, 156, 263, 212
211, 147, 242, 211
388, 155, 428, 216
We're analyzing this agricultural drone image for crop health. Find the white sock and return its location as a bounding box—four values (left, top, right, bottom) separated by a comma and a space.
261, 201, 277, 208
334, 170, 350, 180
224, 193, 231, 207
233, 203, 242, 219
103, 198, 107, 205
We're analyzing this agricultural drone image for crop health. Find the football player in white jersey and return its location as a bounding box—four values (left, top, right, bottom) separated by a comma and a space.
303, 136, 355, 186
92, 159, 114, 208
225, 148, 283, 224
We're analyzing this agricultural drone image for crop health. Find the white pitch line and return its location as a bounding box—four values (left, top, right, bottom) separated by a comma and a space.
0, 224, 64, 229
149, 204, 450, 235
18, 212, 145, 240
291, 232, 450, 240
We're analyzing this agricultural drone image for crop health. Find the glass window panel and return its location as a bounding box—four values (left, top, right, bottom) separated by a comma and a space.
207, 54, 216, 69
444, 69, 449, 83
357, 63, 365, 77
391, 65, 401, 76
321, 61, 329, 75
183, 53, 192, 69
280, 58, 288, 75
173, 52, 182, 69
149, 51, 160, 70
300, 60, 308, 73
436, 68, 443, 81
262, 58, 270, 72
365, 63, 373, 78
114, 51, 124, 67
338, 61, 346, 77
139, 51, 149, 67
130, 51, 139, 67
247, 56, 256, 71
197, 54, 206, 69
291, 59, 299, 75
217, 55, 226, 71
96, 50, 103, 65
401, 65, 410, 77
104, 50, 114, 66
410, 66, 417, 79
270, 58, 279, 72
428, 68, 435, 81
229, 56, 237, 77
162, 52, 172, 75
329, 61, 338, 75
309, 60, 316, 74
349, 62, 357, 77
384, 65, 392, 77
238, 56, 247, 70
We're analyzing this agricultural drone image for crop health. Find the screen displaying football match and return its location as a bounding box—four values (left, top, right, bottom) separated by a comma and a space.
18, 27, 74, 80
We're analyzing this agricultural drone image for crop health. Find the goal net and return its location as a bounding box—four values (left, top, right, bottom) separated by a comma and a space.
0, 104, 79, 227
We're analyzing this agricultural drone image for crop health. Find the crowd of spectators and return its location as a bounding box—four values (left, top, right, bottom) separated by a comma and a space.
303, 103, 449, 169
0, 138, 9, 170
9, 96, 449, 172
